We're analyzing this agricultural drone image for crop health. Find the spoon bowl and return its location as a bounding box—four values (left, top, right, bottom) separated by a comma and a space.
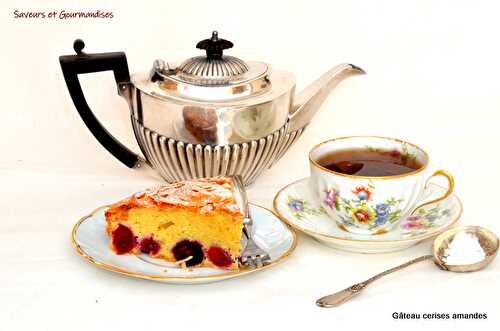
433, 226, 499, 272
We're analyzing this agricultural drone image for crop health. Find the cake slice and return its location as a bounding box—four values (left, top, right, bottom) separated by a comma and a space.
104, 177, 244, 269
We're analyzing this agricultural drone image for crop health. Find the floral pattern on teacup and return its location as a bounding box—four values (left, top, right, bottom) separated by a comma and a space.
401, 206, 452, 237
324, 188, 340, 210
324, 183, 404, 230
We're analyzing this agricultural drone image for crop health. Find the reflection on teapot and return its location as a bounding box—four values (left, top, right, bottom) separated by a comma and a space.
181, 106, 218, 144
59, 31, 364, 185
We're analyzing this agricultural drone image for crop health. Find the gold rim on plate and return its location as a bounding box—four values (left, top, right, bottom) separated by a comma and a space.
71, 203, 298, 282
273, 178, 462, 245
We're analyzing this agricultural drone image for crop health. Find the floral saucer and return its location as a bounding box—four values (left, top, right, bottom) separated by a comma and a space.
72, 204, 297, 284
273, 178, 462, 253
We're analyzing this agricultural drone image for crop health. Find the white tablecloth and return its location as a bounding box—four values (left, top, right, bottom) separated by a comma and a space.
1, 0, 499, 330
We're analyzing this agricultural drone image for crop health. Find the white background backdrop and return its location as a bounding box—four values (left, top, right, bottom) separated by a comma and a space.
1, 0, 499, 330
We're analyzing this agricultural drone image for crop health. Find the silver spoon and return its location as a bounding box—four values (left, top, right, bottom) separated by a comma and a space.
316, 226, 499, 308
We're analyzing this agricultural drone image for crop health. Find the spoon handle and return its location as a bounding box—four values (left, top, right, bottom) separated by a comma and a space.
316, 255, 434, 308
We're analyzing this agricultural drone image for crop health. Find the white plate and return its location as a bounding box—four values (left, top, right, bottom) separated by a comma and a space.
72, 204, 297, 284
273, 178, 462, 253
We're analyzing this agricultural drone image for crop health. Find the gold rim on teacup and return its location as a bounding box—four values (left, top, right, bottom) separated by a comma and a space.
308, 135, 430, 180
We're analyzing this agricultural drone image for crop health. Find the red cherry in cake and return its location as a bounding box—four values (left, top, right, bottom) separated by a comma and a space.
139, 236, 161, 256
111, 224, 136, 254
172, 240, 204, 267
207, 246, 232, 268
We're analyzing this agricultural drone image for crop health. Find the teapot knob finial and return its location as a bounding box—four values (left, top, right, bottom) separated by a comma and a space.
196, 31, 233, 60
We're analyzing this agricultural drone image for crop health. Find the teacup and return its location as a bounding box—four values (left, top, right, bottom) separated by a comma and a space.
309, 136, 454, 235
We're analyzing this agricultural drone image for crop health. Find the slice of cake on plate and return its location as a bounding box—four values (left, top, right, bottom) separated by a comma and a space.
105, 177, 244, 269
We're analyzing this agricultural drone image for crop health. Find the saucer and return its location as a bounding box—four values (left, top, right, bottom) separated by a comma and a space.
72, 204, 297, 284
273, 178, 462, 253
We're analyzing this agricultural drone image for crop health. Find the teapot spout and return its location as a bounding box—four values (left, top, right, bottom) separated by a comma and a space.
288, 63, 365, 132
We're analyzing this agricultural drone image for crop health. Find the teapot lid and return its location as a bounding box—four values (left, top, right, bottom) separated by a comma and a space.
148, 31, 271, 102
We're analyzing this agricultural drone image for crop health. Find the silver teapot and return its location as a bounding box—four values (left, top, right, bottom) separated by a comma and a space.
60, 31, 364, 185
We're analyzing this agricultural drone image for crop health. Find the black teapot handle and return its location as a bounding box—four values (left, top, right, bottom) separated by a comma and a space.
59, 39, 140, 168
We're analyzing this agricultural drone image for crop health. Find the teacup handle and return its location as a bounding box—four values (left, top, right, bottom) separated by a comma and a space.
410, 169, 455, 215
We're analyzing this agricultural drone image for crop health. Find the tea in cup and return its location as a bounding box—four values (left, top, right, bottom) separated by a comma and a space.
309, 136, 454, 235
